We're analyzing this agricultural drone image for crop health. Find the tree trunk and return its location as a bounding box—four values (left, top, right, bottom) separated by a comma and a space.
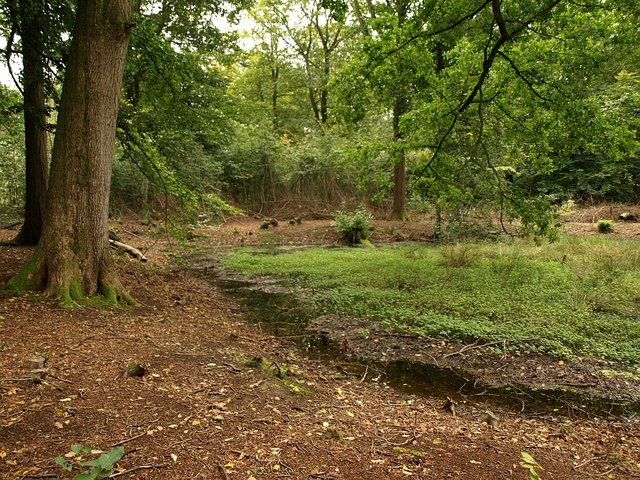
13, 0, 49, 245
391, 95, 408, 220
390, 0, 409, 221
271, 64, 279, 131
10, 0, 133, 304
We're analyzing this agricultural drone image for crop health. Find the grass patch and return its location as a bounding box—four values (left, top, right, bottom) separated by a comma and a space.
222, 238, 640, 365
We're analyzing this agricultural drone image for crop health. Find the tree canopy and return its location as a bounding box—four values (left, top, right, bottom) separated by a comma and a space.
0, 0, 638, 246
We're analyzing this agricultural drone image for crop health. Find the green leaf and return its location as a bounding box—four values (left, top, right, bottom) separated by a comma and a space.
520, 452, 537, 465
55, 456, 73, 472
79, 446, 124, 470
71, 444, 84, 454
92, 466, 112, 479
71, 473, 96, 480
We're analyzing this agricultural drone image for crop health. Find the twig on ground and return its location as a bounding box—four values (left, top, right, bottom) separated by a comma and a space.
48, 373, 73, 384
573, 456, 597, 469
595, 466, 618, 477
110, 431, 147, 447
218, 464, 230, 480
109, 463, 168, 478
0, 377, 40, 383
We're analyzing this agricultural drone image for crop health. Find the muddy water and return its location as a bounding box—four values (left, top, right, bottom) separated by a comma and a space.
190, 251, 639, 418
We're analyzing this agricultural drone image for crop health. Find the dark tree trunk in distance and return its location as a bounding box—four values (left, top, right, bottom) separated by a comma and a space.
391, 94, 408, 220
13, 0, 49, 245
390, 0, 410, 221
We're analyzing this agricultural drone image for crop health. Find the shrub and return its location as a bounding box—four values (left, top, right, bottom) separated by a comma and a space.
439, 243, 476, 268
597, 219, 614, 234
332, 207, 373, 244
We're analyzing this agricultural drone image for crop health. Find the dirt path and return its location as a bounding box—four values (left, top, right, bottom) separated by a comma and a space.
1, 221, 639, 479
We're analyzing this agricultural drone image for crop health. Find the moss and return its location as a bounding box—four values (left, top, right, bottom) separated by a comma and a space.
4, 253, 40, 294
53, 280, 85, 308
99, 285, 136, 307
245, 356, 270, 371
54, 285, 76, 308
245, 357, 310, 395
101, 286, 118, 304
69, 280, 84, 300
54, 280, 136, 309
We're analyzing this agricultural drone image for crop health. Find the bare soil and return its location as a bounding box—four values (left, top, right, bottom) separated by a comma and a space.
1, 214, 639, 480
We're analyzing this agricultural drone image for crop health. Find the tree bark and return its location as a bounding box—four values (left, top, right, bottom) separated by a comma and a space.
391, 94, 408, 220
11, 0, 134, 304
390, 0, 409, 220
13, 0, 49, 245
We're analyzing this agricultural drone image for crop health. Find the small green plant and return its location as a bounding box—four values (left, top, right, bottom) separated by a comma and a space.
597, 219, 614, 234
439, 243, 476, 268
520, 451, 543, 480
332, 207, 373, 244
245, 357, 309, 395
55, 444, 124, 479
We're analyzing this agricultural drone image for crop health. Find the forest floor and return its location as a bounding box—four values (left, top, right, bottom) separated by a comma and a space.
1, 206, 640, 480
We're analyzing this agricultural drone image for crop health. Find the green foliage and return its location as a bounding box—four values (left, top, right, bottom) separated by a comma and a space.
55, 445, 124, 480
439, 244, 476, 268
332, 207, 373, 244
112, 1, 241, 215
0, 85, 25, 208
224, 238, 640, 364
597, 220, 614, 234
520, 452, 543, 480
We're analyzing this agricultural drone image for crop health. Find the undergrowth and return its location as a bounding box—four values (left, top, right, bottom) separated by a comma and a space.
223, 237, 640, 365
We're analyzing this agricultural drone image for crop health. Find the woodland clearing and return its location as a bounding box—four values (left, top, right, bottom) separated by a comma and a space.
1, 209, 639, 479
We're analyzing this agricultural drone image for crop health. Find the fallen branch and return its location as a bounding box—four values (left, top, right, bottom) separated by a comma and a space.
109, 239, 147, 263
0, 376, 40, 383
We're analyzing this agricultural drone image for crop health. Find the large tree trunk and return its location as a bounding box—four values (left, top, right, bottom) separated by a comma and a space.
10, 0, 133, 304
13, 0, 49, 245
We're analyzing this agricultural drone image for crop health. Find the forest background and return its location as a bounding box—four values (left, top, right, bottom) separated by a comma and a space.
0, 0, 639, 241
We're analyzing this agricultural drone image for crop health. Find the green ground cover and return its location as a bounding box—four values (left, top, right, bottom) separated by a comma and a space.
222, 238, 640, 365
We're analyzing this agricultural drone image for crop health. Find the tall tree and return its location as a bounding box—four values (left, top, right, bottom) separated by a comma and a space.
263, 0, 346, 126
1, 0, 74, 244
8, 0, 133, 303
9, 0, 48, 244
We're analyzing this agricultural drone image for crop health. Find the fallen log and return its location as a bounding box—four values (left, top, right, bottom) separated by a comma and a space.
109, 239, 147, 263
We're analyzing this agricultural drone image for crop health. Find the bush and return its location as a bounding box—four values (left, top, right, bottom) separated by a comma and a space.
332, 207, 373, 244
597, 219, 614, 234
